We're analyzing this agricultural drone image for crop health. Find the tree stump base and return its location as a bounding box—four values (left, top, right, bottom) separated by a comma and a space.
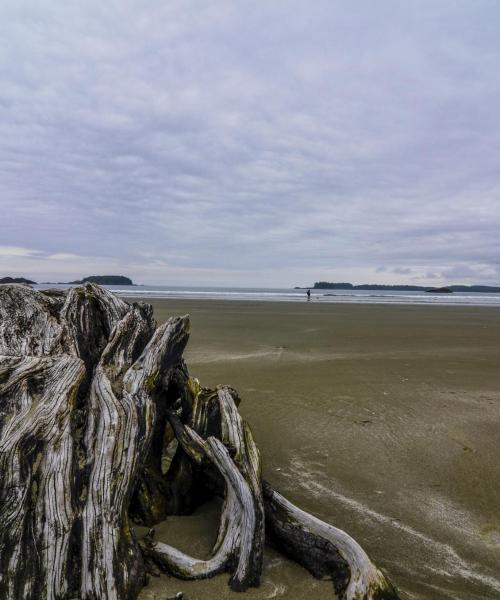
0, 283, 399, 600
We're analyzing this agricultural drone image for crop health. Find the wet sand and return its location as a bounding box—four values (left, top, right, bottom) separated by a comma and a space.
136, 300, 500, 600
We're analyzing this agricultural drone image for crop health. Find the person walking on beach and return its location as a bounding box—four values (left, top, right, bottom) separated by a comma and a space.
307, 289, 311, 301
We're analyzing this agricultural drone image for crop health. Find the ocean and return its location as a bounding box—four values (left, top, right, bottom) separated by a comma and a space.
35, 284, 500, 306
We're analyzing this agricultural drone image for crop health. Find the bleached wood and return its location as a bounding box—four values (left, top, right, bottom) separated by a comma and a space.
0, 354, 85, 599
81, 313, 190, 599
145, 424, 260, 590
215, 386, 264, 587
0, 284, 189, 600
263, 482, 399, 600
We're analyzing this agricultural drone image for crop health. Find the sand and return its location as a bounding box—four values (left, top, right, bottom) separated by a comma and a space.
135, 299, 500, 600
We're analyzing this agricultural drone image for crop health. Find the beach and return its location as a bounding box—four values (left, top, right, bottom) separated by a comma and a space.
137, 299, 500, 600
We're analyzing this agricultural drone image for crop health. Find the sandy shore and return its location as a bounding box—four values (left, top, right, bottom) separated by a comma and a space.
135, 299, 500, 600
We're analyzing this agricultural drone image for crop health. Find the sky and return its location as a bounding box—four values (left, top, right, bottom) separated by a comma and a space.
1, 1, 500, 287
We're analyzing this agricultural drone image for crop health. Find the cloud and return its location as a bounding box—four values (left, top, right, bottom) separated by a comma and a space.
440, 263, 499, 282
47, 253, 85, 261
0, 246, 41, 257
393, 267, 412, 275
1, 2, 500, 285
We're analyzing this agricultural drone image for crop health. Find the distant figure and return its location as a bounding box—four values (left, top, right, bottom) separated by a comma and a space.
307, 289, 311, 301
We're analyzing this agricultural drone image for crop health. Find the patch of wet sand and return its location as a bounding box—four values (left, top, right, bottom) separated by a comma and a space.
134, 300, 500, 600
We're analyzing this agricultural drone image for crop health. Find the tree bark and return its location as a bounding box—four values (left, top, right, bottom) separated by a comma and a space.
0, 284, 189, 599
0, 283, 400, 599
80, 310, 189, 599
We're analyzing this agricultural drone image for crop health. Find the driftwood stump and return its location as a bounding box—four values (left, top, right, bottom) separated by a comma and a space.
0, 283, 399, 600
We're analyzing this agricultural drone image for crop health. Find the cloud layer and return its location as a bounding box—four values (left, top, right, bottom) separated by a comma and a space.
1, 1, 500, 285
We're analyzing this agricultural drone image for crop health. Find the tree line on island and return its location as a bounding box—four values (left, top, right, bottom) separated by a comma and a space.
0, 275, 135, 285
297, 282, 500, 293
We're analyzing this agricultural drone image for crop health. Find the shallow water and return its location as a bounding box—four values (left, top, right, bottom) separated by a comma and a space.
138, 300, 500, 600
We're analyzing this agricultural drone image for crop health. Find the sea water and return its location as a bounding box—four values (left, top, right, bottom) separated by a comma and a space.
35, 284, 500, 306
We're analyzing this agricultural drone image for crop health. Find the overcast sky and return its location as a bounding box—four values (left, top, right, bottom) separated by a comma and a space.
1, 1, 499, 286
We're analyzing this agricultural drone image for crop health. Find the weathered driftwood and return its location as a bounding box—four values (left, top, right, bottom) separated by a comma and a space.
130, 360, 197, 524
263, 482, 399, 600
144, 423, 261, 590
0, 353, 85, 600
151, 387, 398, 600
144, 386, 265, 591
0, 283, 400, 600
0, 283, 189, 599
81, 311, 189, 598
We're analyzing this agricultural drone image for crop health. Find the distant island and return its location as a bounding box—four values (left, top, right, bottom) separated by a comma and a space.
0, 276, 37, 285
1, 274, 136, 286
67, 275, 135, 286
294, 282, 500, 293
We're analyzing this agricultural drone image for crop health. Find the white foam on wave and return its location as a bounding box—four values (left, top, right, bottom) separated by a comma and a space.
117, 290, 500, 306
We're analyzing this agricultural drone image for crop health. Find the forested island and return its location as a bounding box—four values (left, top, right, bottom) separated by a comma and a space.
42, 275, 135, 285
1, 274, 136, 286
0, 276, 37, 284
306, 282, 500, 293
67, 275, 135, 285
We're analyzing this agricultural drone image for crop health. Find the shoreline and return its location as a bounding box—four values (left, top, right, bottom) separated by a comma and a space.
121, 293, 500, 307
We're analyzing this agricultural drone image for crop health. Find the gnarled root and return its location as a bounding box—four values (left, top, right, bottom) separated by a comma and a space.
147, 385, 399, 599
263, 482, 399, 600
145, 411, 263, 591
